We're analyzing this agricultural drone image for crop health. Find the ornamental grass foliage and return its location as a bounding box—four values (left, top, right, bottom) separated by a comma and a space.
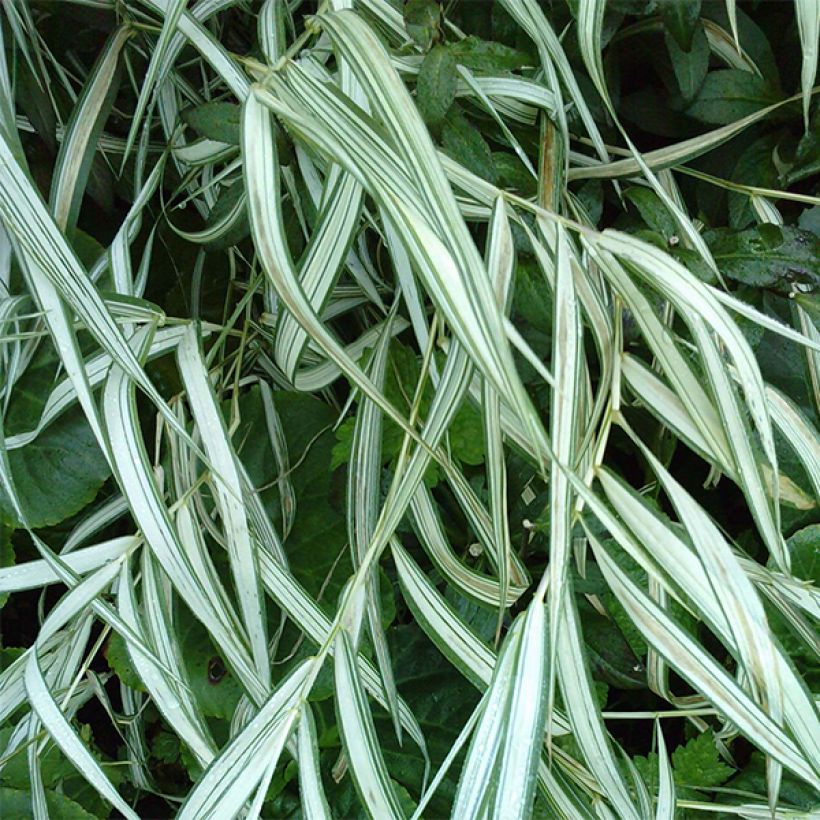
0, 0, 818, 817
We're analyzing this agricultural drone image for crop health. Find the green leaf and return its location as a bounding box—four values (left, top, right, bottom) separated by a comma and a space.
446, 36, 530, 72
202, 181, 249, 250
372, 623, 479, 816
783, 524, 820, 585
703, 3, 780, 83
685, 70, 780, 125
105, 631, 145, 691
15, 51, 57, 154
728, 135, 779, 229
404, 0, 440, 50
494, 152, 537, 197
0, 405, 110, 528
333, 342, 485, 474
441, 107, 497, 184
657, 0, 701, 51
0, 522, 13, 610
0, 787, 99, 819
670, 731, 734, 789
416, 45, 457, 127
236, 388, 349, 606
784, 119, 820, 186
664, 22, 709, 102
182, 102, 242, 144
177, 606, 243, 720
577, 599, 645, 690
151, 730, 182, 765
447, 401, 485, 465
706, 224, 820, 290
0, 724, 123, 818
332, 417, 356, 470
0, 727, 76, 790
720, 753, 820, 811
624, 187, 678, 239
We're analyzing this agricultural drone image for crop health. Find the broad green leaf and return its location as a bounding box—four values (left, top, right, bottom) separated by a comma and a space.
235, 388, 348, 606
177, 660, 311, 820
657, 0, 702, 50
685, 69, 780, 124
783, 525, 820, 585
447, 37, 530, 72
416, 45, 457, 126
0, 787, 98, 819
0, 405, 110, 528
372, 622, 479, 816
665, 23, 709, 101
577, 600, 644, 690
404, 0, 440, 49
441, 107, 498, 184
706, 224, 820, 290
177, 609, 243, 721
624, 187, 678, 239
183, 102, 242, 145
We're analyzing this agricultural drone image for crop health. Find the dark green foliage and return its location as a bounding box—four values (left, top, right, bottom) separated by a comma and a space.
441, 107, 498, 184
657, 0, 702, 51
0, 406, 110, 528
404, 0, 441, 50
416, 45, 457, 127
182, 102, 242, 144
685, 70, 780, 124
446, 36, 530, 72
706, 224, 820, 290
664, 23, 709, 102
3, 0, 819, 816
